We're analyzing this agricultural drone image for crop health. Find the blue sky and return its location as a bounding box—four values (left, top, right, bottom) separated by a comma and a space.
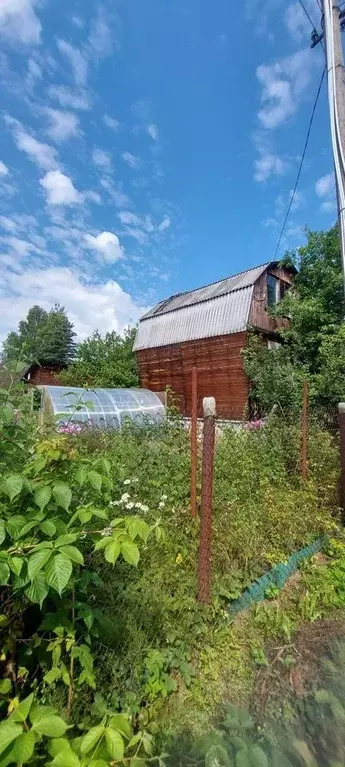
0, 0, 336, 343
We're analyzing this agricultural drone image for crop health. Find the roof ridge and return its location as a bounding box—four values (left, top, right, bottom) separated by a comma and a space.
157, 261, 270, 304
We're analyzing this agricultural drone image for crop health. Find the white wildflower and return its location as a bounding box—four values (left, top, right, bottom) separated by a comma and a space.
132, 477, 139, 483
126, 502, 135, 510
161, 494, 168, 501
101, 527, 113, 537
109, 500, 120, 507
121, 493, 130, 503
123, 479, 131, 485
159, 501, 165, 509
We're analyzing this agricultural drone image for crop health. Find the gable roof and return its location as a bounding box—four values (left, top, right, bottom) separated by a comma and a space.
134, 262, 275, 351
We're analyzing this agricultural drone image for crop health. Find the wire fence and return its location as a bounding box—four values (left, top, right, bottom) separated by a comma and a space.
190, 376, 341, 604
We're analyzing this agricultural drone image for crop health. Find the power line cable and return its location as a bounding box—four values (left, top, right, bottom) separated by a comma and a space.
273, 67, 326, 260
297, 0, 318, 29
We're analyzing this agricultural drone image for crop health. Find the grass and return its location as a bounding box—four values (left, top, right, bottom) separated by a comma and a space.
65, 416, 342, 743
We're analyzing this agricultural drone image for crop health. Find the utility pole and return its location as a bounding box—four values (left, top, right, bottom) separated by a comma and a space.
312, 1, 345, 290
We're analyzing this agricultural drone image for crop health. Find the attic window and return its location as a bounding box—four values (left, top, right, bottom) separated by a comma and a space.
267, 274, 279, 307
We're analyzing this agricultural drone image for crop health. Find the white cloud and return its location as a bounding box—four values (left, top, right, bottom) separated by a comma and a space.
101, 178, 131, 207
119, 211, 141, 227
88, 6, 112, 58
254, 151, 285, 182
92, 147, 112, 170
48, 85, 91, 111
44, 108, 79, 142
315, 172, 336, 213
84, 190, 101, 204
103, 114, 120, 131
315, 172, 334, 197
285, 0, 319, 40
0, 0, 41, 44
148, 123, 159, 141
158, 215, 171, 231
257, 49, 314, 129
40, 170, 82, 205
14, 126, 58, 170
57, 39, 88, 86
122, 151, 141, 170
2, 236, 35, 257
84, 231, 124, 263
0, 266, 145, 343
0, 161, 9, 176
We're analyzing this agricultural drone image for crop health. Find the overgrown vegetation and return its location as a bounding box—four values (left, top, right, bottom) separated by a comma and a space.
243, 224, 345, 415
0, 331, 343, 764
59, 327, 139, 389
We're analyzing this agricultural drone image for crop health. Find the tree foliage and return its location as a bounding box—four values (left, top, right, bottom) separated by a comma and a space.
243, 225, 345, 413
59, 327, 138, 388
2, 305, 76, 367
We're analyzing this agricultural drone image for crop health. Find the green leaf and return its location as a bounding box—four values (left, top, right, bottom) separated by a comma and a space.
105, 728, 124, 760
80, 725, 105, 754
25, 572, 49, 606
11, 730, 35, 763
51, 751, 81, 767
31, 711, 67, 738
104, 539, 121, 565
206, 745, 231, 767
53, 482, 72, 511
41, 519, 57, 537
34, 485, 52, 511
10, 693, 34, 722
3, 475, 23, 502
0, 679, 11, 694
127, 518, 150, 542
9, 557, 23, 577
249, 745, 269, 767
5, 516, 26, 540
54, 533, 79, 547
0, 520, 5, 545
94, 537, 112, 551
28, 548, 52, 580
0, 721, 22, 756
75, 465, 87, 486
0, 563, 10, 586
88, 471, 102, 492
45, 554, 72, 596
88, 761, 109, 767
121, 539, 140, 566
58, 546, 84, 565
44, 668, 62, 684
109, 714, 132, 739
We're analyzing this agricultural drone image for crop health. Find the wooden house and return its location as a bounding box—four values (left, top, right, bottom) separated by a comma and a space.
134, 261, 296, 419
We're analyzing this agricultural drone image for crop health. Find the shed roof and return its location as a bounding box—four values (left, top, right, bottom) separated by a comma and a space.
134, 262, 272, 351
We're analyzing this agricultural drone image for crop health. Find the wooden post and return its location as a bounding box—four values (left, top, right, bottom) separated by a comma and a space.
191, 367, 198, 518
339, 403, 345, 511
197, 397, 216, 604
301, 380, 309, 481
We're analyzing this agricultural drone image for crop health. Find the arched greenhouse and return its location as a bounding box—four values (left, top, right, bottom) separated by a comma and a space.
38, 386, 165, 431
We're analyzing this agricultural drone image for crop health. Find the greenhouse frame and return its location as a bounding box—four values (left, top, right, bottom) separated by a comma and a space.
38, 386, 166, 431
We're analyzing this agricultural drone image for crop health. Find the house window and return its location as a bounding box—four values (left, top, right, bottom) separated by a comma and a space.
280, 280, 290, 301
267, 340, 281, 351
267, 274, 279, 307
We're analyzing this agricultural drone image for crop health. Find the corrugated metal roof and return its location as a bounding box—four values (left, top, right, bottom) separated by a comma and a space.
141, 263, 269, 320
134, 286, 254, 350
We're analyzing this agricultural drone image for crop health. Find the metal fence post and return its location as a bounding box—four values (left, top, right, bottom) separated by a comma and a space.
339, 403, 345, 511
197, 396, 216, 604
301, 380, 309, 481
191, 367, 198, 518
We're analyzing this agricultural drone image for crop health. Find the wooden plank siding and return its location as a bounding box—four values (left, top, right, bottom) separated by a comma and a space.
136, 331, 249, 419
249, 266, 293, 334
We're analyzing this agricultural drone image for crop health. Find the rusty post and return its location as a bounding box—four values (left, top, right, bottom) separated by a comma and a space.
190, 367, 198, 518
197, 396, 216, 604
301, 380, 309, 481
339, 403, 345, 511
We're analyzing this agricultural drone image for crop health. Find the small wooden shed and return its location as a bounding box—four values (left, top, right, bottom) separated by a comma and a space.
134, 262, 295, 419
